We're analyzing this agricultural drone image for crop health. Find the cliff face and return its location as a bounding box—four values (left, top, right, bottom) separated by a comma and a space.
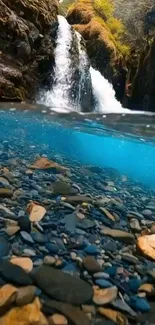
131, 37, 155, 111
0, 0, 58, 101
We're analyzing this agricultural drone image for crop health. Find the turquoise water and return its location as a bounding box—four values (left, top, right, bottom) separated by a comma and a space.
0, 105, 155, 189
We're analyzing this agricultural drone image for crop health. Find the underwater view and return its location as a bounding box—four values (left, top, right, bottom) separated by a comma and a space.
1, 0, 155, 324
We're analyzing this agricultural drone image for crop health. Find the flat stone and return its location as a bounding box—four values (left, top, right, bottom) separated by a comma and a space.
33, 266, 93, 305
20, 231, 34, 244
150, 224, 155, 234
121, 253, 139, 264
30, 157, 68, 174
0, 236, 10, 258
5, 226, 20, 236
129, 296, 150, 312
0, 261, 33, 286
49, 314, 68, 325
138, 283, 155, 295
52, 181, 76, 195
83, 256, 101, 274
64, 213, 77, 234
77, 219, 95, 230
129, 218, 141, 233
93, 286, 118, 305
93, 272, 110, 279
0, 189, 13, 198
16, 285, 36, 306
43, 256, 56, 266
100, 227, 135, 244
142, 209, 152, 217
95, 279, 113, 288
84, 245, 99, 255
0, 284, 17, 312
45, 243, 59, 254
10, 257, 33, 273
137, 234, 155, 260
23, 249, 36, 257
0, 297, 48, 325
0, 204, 16, 219
27, 202, 46, 222
111, 299, 137, 317
43, 300, 91, 325
98, 307, 128, 325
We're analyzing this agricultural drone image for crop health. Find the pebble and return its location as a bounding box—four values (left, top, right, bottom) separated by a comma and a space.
18, 216, 31, 233
0, 284, 17, 312
49, 314, 68, 325
20, 231, 34, 244
100, 227, 135, 244
16, 285, 36, 306
83, 256, 101, 274
10, 257, 33, 273
0, 261, 33, 286
43, 256, 56, 266
98, 307, 128, 325
84, 245, 99, 255
93, 286, 118, 305
45, 243, 59, 254
5, 226, 20, 236
93, 272, 110, 279
95, 279, 113, 288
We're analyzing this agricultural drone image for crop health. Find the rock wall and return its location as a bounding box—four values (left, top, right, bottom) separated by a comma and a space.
0, 0, 58, 101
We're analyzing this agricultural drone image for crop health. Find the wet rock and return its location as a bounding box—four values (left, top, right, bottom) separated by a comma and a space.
84, 245, 99, 255
43, 300, 91, 325
62, 195, 92, 204
139, 283, 155, 295
49, 314, 68, 325
64, 213, 77, 234
83, 256, 101, 274
0, 261, 33, 286
0, 189, 13, 198
150, 224, 155, 234
27, 202, 46, 222
0, 297, 47, 325
111, 299, 137, 317
52, 181, 76, 195
5, 226, 20, 236
95, 279, 113, 288
98, 307, 128, 325
45, 243, 59, 254
142, 209, 152, 217
43, 256, 56, 266
82, 305, 96, 315
10, 257, 33, 273
23, 249, 36, 257
99, 207, 116, 222
0, 204, 16, 219
129, 218, 141, 233
100, 227, 135, 244
20, 231, 34, 244
16, 285, 36, 306
129, 296, 150, 312
0, 284, 17, 312
33, 265, 93, 304
93, 286, 118, 305
77, 219, 95, 230
121, 253, 139, 264
0, 236, 10, 258
137, 234, 155, 260
128, 279, 142, 293
93, 272, 110, 279
18, 216, 31, 233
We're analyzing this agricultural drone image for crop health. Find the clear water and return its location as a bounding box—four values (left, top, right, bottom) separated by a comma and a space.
0, 103, 155, 190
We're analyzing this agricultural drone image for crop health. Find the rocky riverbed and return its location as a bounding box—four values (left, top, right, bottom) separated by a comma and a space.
0, 140, 155, 325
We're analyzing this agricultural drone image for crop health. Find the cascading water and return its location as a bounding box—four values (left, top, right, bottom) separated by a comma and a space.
39, 15, 127, 113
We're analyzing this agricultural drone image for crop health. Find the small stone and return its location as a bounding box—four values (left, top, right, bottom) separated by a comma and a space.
43, 256, 56, 266
0, 284, 17, 312
142, 209, 152, 217
121, 253, 139, 264
18, 216, 31, 233
95, 279, 112, 288
0, 189, 13, 198
0, 261, 33, 286
93, 286, 118, 305
139, 283, 155, 295
30, 157, 68, 174
83, 256, 101, 274
129, 296, 150, 312
84, 245, 99, 255
99, 207, 115, 221
137, 234, 155, 260
23, 249, 36, 257
129, 218, 141, 233
82, 305, 96, 315
0, 236, 10, 258
20, 231, 34, 244
150, 224, 155, 234
98, 307, 128, 325
70, 252, 77, 260
0, 204, 16, 219
10, 257, 33, 273
27, 202, 46, 222
52, 181, 76, 195
45, 243, 59, 254
49, 314, 68, 325
16, 285, 36, 306
93, 272, 110, 279
5, 226, 20, 236
100, 227, 134, 244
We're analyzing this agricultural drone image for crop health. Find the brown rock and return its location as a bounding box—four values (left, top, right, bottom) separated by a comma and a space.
16, 285, 36, 306
10, 257, 33, 273
150, 224, 155, 234
0, 188, 13, 198
98, 307, 128, 325
43, 256, 56, 266
49, 314, 68, 325
43, 300, 91, 325
83, 256, 101, 274
5, 226, 20, 236
82, 305, 96, 315
0, 297, 47, 325
99, 207, 115, 221
139, 283, 155, 296
100, 227, 134, 244
30, 158, 68, 174
93, 286, 118, 305
0, 284, 17, 312
137, 234, 155, 260
27, 202, 46, 222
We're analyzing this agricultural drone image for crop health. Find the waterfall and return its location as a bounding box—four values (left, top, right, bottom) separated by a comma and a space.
38, 15, 128, 113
